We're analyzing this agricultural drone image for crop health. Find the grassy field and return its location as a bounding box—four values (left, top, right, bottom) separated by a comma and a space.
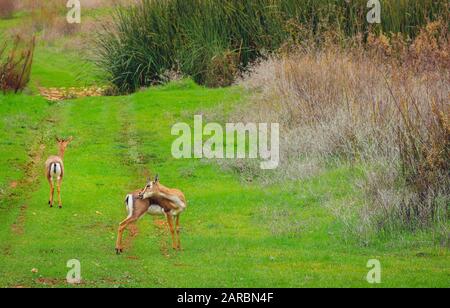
0, 5, 448, 288
1, 80, 448, 288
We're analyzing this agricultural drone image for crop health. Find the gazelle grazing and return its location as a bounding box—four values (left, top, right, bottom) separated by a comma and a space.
115, 175, 187, 254
45, 137, 73, 208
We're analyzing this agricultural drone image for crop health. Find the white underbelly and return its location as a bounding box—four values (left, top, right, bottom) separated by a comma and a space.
147, 204, 186, 216
147, 205, 165, 216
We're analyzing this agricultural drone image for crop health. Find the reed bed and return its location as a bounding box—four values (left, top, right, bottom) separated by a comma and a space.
95, 0, 449, 92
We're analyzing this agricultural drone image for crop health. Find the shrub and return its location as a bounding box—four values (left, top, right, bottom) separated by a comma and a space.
0, 0, 15, 18
0, 35, 36, 93
233, 21, 449, 237
95, 0, 449, 93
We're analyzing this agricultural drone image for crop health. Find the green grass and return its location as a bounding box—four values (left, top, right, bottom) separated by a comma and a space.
0, 79, 448, 288
0, 4, 448, 288
0, 6, 103, 90
30, 44, 101, 89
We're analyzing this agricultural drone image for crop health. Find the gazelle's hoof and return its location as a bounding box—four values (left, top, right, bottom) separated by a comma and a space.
115, 248, 123, 255
59, 206, 62, 209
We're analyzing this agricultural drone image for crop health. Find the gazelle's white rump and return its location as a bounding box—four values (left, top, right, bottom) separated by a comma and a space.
50, 163, 62, 179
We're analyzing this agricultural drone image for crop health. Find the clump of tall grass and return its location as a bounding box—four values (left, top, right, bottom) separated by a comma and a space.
233, 21, 449, 240
0, 35, 36, 93
95, 0, 449, 93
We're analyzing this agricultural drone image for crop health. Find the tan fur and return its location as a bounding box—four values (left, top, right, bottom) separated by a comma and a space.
45, 137, 72, 208
115, 177, 187, 254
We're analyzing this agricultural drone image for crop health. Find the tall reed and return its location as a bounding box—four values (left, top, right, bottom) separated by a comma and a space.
95, 0, 449, 93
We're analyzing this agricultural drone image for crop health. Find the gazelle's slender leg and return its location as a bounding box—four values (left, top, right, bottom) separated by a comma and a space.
57, 178, 62, 209
48, 178, 54, 207
116, 216, 138, 254
175, 215, 181, 250
128, 222, 138, 237
166, 214, 177, 250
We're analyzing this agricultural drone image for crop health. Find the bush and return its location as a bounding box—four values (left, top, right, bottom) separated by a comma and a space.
0, 35, 36, 93
234, 21, 449, 237
0, 0, 15, 18
95, 0, 449, 93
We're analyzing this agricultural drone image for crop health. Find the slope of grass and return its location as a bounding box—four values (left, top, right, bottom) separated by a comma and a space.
0, 7, 104, 90
30, 44, 101, 89
0, 80, 448, 288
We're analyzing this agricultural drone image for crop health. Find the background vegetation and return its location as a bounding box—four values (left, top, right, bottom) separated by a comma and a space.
0, 0, 448, 287
0, 0, 16, 19
231, 20, 449, 241
95, 0, 449, 92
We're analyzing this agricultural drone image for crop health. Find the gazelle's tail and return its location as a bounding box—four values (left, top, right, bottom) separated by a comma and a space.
49, 163, 62, 177
125, 194, 134, 218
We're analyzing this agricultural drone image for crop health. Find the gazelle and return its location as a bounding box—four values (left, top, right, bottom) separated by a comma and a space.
115, 175, 187, 254
44, 136, 73, 208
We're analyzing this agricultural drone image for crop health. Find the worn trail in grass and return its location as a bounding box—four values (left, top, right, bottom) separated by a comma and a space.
0, 80, 448, 287
1, 4, 449, 288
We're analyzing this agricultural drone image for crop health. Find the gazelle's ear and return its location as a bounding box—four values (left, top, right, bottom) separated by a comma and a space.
66, 136, 73, 143
146, 177, 151, 184
154, 174, 160, 183
56, 136, 61, 142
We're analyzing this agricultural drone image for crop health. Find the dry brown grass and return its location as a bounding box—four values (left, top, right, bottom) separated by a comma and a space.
231, 22, 449, 237
0, 35, 35, 93
0, 0, 15, 18
9, 0, 135, 43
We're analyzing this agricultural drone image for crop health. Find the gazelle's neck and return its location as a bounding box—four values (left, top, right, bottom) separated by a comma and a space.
58, 147, 66, 160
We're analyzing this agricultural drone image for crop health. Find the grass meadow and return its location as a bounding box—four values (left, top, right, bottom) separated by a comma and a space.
0, 1, 448, 288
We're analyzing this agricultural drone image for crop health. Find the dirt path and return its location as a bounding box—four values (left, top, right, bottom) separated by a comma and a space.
0, 107, 61, 264
115, 98, 149, 254
115, 97, 172, 258
8, 116, 58, 236
38, 87, 105, 102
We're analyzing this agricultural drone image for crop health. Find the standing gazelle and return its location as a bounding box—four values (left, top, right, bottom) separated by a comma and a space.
45, 136, 73, 208
115, 175, 187, 254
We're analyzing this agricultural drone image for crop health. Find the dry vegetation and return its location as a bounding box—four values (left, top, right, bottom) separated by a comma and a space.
0, 0, 139, 92
231, 21, 449, 239
0, 35, 35, 93
0, 0, 15, 18
3, 1, 135, 42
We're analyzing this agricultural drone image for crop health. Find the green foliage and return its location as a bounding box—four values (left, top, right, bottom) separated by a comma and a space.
95, 0, 449, 93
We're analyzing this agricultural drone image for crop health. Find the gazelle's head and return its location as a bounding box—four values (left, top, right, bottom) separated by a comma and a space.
56, 136, 73, 149
56, 136, 73, 157
138, 175, 160, 200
